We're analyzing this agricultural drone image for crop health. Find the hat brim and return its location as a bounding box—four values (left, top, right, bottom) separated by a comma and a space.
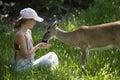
34, 17, 44, 22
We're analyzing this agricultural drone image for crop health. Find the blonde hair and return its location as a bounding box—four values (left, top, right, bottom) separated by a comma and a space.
13, 18, 29, 29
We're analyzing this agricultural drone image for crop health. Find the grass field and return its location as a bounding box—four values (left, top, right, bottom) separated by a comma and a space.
1, 0, 120, 80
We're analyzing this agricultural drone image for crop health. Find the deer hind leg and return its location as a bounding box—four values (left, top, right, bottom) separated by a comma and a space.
81, 48, 89, 66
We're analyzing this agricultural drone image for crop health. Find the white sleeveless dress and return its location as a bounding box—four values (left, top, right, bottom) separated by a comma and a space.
12, 34, 58, 72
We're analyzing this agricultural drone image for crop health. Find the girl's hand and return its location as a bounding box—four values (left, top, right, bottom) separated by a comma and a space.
38, 43, 51, 49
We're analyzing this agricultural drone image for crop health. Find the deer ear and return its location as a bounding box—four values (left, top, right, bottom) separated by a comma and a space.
56, 20, 60, 27
52, 20, 59, 28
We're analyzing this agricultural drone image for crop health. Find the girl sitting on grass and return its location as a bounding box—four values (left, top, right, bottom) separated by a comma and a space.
11, 8, 58, 72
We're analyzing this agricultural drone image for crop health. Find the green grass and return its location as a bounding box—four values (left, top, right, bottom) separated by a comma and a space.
1, 0, 120, 79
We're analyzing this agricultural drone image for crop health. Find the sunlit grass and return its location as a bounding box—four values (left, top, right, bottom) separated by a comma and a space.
0, 24, 120, 80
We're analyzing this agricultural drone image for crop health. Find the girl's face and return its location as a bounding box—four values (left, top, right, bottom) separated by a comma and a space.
26, 19, 36, 29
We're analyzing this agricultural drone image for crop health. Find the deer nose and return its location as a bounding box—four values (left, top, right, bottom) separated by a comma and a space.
41, 39, 48, 43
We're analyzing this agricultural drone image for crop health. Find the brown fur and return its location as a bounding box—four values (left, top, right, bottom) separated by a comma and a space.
42, 21, 120, 66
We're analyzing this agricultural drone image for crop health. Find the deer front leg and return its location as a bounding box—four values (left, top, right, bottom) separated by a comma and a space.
81, 48, 89, 66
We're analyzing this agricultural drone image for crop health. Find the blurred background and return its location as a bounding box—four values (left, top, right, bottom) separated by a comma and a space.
0, 0, 94, 25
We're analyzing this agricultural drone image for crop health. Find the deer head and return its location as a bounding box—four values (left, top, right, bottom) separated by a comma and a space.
41, 20, 59, 43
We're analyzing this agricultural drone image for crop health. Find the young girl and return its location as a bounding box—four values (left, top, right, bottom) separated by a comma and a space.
12, 8, 58, 72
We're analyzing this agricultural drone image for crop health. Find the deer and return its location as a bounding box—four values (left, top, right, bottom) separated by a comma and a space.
41, 20, 120, 66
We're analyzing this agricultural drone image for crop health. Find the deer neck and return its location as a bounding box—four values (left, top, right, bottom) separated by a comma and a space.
55, 28, 73, 45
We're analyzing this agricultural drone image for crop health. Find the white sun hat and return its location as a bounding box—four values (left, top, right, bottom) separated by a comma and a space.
20, 8, 44, 22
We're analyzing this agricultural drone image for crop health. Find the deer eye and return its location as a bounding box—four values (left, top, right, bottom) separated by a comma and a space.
47, 31, 50, 33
